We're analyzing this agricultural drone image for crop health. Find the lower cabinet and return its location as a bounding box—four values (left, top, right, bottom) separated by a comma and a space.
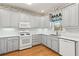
12, 38, 19, 51
51, 36, 59, 52
42, 35, 59, 53
7, 38, 13, 52
59, 39, 75, 56
47, 36, 52, 48
0, 36, 19, 54
32, 34, 42, 45
76, 42, 79, 56
7, 37, 19, 52
0, 38, 7, 54
42, 35, 47, 46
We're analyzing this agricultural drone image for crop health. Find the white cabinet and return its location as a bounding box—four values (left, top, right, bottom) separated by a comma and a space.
32, 34, 42, 45
42, 35, 47, 46
76, 42, 79, 56
47, 36, 52, 48
42, 35, 59, 52
62, 6, 70, 26
7, 37, 19, 52
0, 36, 19, 54
12, 38, 19, 51
7, 38, 13, 52
62, 4, 78, 26
69, 4, 78, 26
51, 36, 59, 52
0, 38, 7, 54
10, 11, 20, 28
59, 39, 75, 56
41, 16, 50, 28
0, 9, 10, 27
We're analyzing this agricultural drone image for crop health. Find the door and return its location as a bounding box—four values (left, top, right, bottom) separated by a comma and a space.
0, 38, 7, 54
59, 39, 75, 56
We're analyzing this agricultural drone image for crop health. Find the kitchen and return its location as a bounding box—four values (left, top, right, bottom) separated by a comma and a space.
0, 3, 79, 56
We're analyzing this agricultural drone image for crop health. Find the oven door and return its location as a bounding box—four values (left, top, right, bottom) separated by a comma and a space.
19, 35, 32, 49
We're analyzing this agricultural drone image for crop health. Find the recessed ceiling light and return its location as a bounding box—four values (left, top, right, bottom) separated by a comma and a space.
26, 2, 32, 5
41, 10, 44, 13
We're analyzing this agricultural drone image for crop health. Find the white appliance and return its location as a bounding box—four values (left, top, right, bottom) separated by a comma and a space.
19, 22, 31, 28
19, 31, 32, 50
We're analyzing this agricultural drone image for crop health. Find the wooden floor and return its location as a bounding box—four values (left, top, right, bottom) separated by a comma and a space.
3, 45, 60, 56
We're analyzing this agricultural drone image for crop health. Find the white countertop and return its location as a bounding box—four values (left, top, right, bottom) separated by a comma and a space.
59, 32, 79, 41
0, 28, 56, 37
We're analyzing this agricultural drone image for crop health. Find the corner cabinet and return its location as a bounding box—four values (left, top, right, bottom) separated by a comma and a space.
59, 39, 75, 56
42, 35, 59, 53
32, 34, 42, 46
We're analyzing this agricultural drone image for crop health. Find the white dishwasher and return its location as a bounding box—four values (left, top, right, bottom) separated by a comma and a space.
59, 38, 75, 56
19, 31, 32, 50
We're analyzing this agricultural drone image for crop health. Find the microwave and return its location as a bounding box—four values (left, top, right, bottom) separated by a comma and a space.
19, 22, 31, 28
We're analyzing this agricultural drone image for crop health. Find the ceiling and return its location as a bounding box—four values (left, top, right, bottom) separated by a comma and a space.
0, 3, 73, 15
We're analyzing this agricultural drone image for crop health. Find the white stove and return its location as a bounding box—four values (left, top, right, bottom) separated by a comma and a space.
19, 31, 32, 50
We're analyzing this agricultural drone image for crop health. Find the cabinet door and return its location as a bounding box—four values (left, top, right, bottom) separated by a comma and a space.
51, 38, 59, 52
59, 39, 75, 56
69, 4, 78, 26
32, 35, 38, 45
47, 36, 52, 48
10, 11, 20, 28
50, 35, 59, 52
32, 35, 41, 45
7, 37, 19, 52
0, 38, 7, 54
7, 38, 13, 52
76, 42, 79, 56
42, 35, 47, 46
62, 4, 78, 27
0, 9, 10, 27
62, 6, 70, 26
12, 37, 19, 51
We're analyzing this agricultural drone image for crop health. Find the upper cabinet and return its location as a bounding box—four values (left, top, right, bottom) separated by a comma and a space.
0, 9, 20, 28
62, 4, 79, 27
0, 8, 42, 28
41, 16, 50, 28
10, 11, 20, 28
0, 9, 10, 27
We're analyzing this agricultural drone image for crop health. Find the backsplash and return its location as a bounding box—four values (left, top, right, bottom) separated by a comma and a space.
0, 28, 19, 36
